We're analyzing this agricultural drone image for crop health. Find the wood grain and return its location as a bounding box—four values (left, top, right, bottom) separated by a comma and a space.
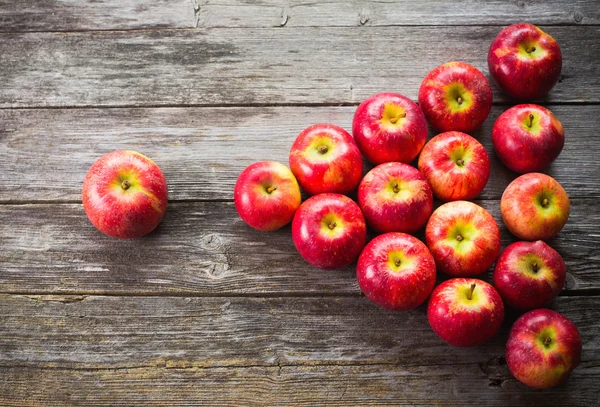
0, 200, 597, 295
1, 0, 598, 32
0, 26, 597, 108
1, 105, 598, 202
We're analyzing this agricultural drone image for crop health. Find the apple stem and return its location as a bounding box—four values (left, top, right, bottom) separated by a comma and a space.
467, 283, 476, 300
394, 258, 401, 267
457, 96, 463, 105
526, 46, 536, 53
328, 221, 337, 230
392, 183, 400, 193
531, 262, 539, 273
318, 145, 329, 154
389, 112, 406, 124
456, 234, 464, 242
456, 159, 465, 167
541, 198, 549, 207
121, 180, 131, 190
544, 337, 552, 346
266, 185, 277, 194
528, 114, 534, 127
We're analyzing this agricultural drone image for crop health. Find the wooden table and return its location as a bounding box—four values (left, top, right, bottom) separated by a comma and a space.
1, 1, 599, 405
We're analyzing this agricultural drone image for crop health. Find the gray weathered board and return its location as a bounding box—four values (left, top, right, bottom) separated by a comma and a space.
0, 1, 598, 406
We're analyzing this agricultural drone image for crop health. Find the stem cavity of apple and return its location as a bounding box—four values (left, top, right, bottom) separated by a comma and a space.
456, 234, 464, 242
121, 180, 131, 190
266, 185, 277, 194
392, 183, 400, 193
394, 258, 401, 267
456, 159, 465, 167
389, 112, 406, 124
544, 336, 552, 347
526, 46, 537, 53
531, 262, 539, 273
328, 221, 337, 230
528, 113, 535, 128
317, 145, 329, 154
467, 283, 476, 300
541, 198, 549, 208
457, 96, 463, 105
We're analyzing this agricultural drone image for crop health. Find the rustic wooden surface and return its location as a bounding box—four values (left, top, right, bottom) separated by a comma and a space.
0, 1, 599, 405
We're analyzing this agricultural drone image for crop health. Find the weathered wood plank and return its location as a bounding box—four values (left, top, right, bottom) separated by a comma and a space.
0, 26, 597, 108
1, 0, 598, 32
0, 295, 598, 406
0, 0, 197, 32
0, 200, 597, 295
1, 105, 597, 202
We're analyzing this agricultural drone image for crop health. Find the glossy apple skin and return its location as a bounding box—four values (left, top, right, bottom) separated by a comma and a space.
358, 162, 433, 234
82, 150, 168, 239
493, 241, 565, 310
488, 23, 562, 100
418, 62, 492, 133
492, 104, 564, 173
357, 233, 436, 311
418, 131, 490, 201
501, 173, 570, 240
352, 92, 428, 165
289, 124, 363, 196
506, 309, 581, 389
292, 193, 367, 270
234, 161, 301, 231
427, 278, 504, 347
426, 201, 500, 276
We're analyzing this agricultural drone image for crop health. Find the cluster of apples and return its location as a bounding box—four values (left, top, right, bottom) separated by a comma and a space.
234, 23, 581, 389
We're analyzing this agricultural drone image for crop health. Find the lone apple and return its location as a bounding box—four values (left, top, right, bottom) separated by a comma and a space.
426, 201, 500, 276
352, 92, 428, 165
488, 23, 562, 100
358, 162, 433, 234
492, 104, 564, 173
501, 173, 570, 240
357, 232, 436, 311
82, 150, 168, 238
234, 161, 301, 231
418, 62, 493, 133
292, 193, 366, 270
493, 241, 566, 310
427, 278, 504, 347
289, 123, 362, 196
418, 131, 490, 201
506, 309, 581, 389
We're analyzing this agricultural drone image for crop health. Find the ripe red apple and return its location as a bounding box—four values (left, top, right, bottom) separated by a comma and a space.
506, 309, 581, 389
426, 201, 500, 276
492, 104, 564, 173
292, 193, 366, 270
427, 278, 504, 347
418, 131, 490, 201
352, 92, 428, 165
82, 150, 168, 238
289, 123, 362, 196
488, 23, 562, 100
501, 173, 570, 240
493, 241, 566, 310
356, 232, 436, 311
234, 161, 301, 231
418, 61, 493, 133
358, 162, 433, 234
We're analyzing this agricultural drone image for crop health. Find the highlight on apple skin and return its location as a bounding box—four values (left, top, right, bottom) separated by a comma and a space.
506, 309, 581, 389
356, 232, 436, 311
493, 240, 566, 310
488, 23, 562, 100
82, 150, 168, 239
425, 201, 500, 276
427, 278, 504, 347
234, 161, 301, 231
352, 92, 428, 165
289, 123, 363, 196
292, 193, 367, 270
418, 131, 490, 201
418, 61, 493, 133
501, 173, 570, 241
358, 162, 433, 234
492, 104, 564, 173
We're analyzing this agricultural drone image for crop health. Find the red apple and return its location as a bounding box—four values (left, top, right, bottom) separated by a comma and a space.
292, 193, 366, 270
418, 131, 490, 201
506, 309, 581, 389
358, 162, 433, 234
488, 23, 562, 100
234, 161, 301, 231
501, 173, 570, 240
426, 201, 500, 276
427, 278, 504, 347
82, 150, 168, 239
357, 232, 436, 311
492, 104, 564, 173
352, 92, 428, 165
493, 241, 566, 310
289, 123, 362, 196
418, 62, 493, 133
